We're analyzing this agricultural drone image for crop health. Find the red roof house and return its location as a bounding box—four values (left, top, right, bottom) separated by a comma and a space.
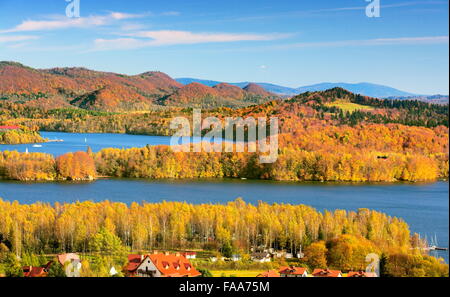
181, 252, 197, 259
23, 266, 47, 277
312, 269, 342, 278
125, 252, 201, 277
57, 253, 80, 266
279, 266, 308, 277
126, 254, 144, 275
23, 262, 52, 277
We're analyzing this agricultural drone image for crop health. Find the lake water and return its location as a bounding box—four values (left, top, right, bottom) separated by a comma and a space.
0, 132, 231, 156
0, 178, 448, 262
0, 132, 174, 156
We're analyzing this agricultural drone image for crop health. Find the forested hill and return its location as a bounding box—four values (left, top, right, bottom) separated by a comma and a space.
0, 62, 278, 111
283, 87, 449, 128
0, 86, 448, 141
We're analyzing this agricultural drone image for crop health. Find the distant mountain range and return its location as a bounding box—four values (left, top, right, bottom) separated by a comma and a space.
176, 78, 296, 96
176, 78, 448, 102
0, 61, 279, 111
386, 95, 449, 105
0, 61, 447, 112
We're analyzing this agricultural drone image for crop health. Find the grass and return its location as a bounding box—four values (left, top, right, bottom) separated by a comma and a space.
326, 100, 374, 112
210, 270, 263, 277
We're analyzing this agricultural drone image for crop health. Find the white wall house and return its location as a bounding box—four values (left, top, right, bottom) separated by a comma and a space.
251, 253, 271, 263
279, 267, 308, 277
135, 256, 161, 277
126, 252, 201, 277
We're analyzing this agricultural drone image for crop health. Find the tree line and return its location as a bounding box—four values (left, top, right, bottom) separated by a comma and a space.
1, 118, 447, 182
0, 199, 447, 277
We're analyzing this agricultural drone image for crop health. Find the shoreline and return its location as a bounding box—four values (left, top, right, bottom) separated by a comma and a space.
0, 175, 447, 184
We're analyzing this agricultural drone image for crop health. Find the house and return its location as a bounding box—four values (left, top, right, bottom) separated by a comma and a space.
57, 253, 80, 266
272, 251, 284, 258
347, 271, 378, 277
279, 266, 308, 277
210, 256, 225, 262
23, 266, 47, 277
257, 270, 280, 277
312, 269, 342, 277
126, 254, 144, 275
251, 252, 271, 263
125, 252, 201, 277
23, 262, 52, 277
182, 252, 197, 259
57, 253, 81, 277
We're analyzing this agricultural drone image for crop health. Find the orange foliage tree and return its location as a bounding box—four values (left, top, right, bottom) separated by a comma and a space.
56, 151, 96, 180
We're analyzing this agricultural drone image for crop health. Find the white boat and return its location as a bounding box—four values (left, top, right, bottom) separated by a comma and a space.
32, 144, 43, 148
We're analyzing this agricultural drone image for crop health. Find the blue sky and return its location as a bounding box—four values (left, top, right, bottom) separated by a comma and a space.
0, 0, 448, 94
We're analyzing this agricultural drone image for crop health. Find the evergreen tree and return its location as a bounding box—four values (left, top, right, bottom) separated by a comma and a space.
4, 253, 23, 277
47, 261, 66, 277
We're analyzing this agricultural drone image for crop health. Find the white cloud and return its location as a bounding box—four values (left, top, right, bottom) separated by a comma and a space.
274, 36, 449, 49
0, 12, 146, 33
0, 35, 39, 43
93, 30, 291, 50
109, 12, 145, 20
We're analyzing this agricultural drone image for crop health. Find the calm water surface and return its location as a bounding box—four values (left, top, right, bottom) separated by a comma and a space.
0, 179, 448, 262
0, 132, 173, 156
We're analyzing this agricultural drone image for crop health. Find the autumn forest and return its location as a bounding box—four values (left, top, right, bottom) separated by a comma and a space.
0, 62, 448, 278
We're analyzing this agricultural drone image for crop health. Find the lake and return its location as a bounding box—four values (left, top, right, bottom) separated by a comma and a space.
0, 178, 448, 262
0, 131, 232, 156
0, 132, 174, 156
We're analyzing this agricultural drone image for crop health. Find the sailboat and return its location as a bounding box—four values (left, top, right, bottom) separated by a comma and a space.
429, 233, 439, 250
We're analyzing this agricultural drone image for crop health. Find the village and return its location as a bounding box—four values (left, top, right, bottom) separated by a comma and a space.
15, 249, 378, 278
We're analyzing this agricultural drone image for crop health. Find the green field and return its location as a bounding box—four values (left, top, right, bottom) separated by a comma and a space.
326, 100, 374, 112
